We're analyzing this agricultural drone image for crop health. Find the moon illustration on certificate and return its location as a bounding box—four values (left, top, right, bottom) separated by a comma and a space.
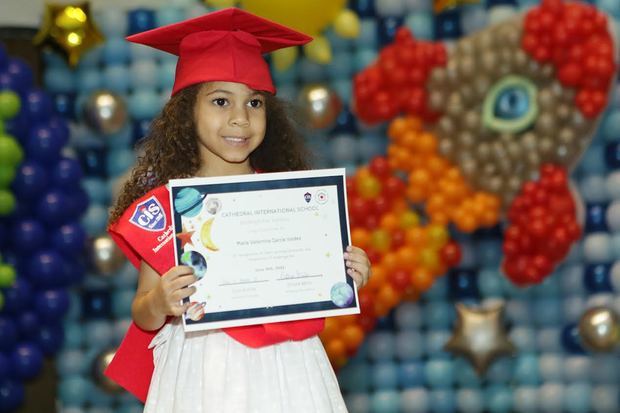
330, 282, 354, 308
200, 217, 219, 251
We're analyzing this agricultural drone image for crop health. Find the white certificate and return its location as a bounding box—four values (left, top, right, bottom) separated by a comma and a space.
169, 168, 359, 331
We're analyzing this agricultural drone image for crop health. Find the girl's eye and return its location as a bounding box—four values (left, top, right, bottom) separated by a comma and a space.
212, 98, 228, 106
248, 99, 263, 108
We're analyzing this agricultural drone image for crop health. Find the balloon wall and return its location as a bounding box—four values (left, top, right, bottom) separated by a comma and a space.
0, 0, 618, 412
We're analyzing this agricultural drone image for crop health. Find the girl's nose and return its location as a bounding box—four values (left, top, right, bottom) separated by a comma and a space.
229, 106, 250, 127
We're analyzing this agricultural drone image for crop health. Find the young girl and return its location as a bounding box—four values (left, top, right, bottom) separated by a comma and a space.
106, 8, 371, 413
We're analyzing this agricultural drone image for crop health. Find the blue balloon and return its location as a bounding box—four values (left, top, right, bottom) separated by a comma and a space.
513, 353, 541, 385
395, 331, 424, 360
128, 9, 156, 35
52, 93, 77, 119
0, 353, 9, 381
0, 43, 7, 70
107, 148, 136, 177
62, 322, 84, 349
12, 219, 47, 252
51, 223, 86, 256
101, 38, 131, 66
331, 105, 357, 134
82, 177, 110, 205
64, 187, 90, 218
604, 142, 620, 169
351, 0, 376, 18
486, 385, 513, 413
27, 250, 66, 288
448, 268, 479, 300
425, 359, 454, 388
24, 89, 53, 123
13, 161, 49, 200
58, 375, 91, 406
48, 116, 70, 146
132, 119, 152, 143
430, 389, 456, 413
367, 332, 395, 361
36, 190, 70, 226
398, 361, 425, 388
52, 157, 84, 189
155, 6, 186, 26
370, 390, 400, 413
435, 9, 463, 39
0, 379, 25, 412
102, 64, 131, 94
355, 20, 378, 49
11, 342, 43, 380
487, 0, 518, 5
82, 289, 112, 319
76, 69, 102, 93
0, 317, 17, 352
377, 16, 404, 46
1, 278, 33, 316
84, 320, 114, 349
130, 61, 159, 90
583, 263, 613, 293
372, 361, 399, 389
81, 204, 109, 236
128, 89, 161, 120
112, 290, 134, 318
16, 311, 40, 340
423, 302, 455, 328
62, 258, 86, 286
405, 13, 434, 40
4, 58, 34, 93
35, 289, 70, 322
298, 58, 326, 83
4, 110, 29, 143
561, 323, 586, 354
57, 350, 86, 377
96, 9, 129, 38
27, 125, 64, 166
37, 323, 65, 355
78, 147, 108, 177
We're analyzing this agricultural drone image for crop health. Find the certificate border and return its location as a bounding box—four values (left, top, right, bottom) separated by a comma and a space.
169, 169, 359, 331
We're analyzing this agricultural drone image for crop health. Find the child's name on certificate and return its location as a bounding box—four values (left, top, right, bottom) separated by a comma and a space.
169, 168, 359, 331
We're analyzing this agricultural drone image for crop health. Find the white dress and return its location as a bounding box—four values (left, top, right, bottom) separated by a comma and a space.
143, 318, 348, 413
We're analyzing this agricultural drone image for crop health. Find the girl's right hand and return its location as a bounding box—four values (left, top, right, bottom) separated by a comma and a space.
151, 265, 197, 317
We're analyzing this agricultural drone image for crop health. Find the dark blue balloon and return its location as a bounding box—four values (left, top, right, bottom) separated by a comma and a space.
64, 187, 90, 218
37, 190, 70, 226
52, 93, 76, 119
37, 323, 64, 355
128, 8, 156, 35
0, 353, 9, 381
0, 44, 7, 71
35, 289, 70, 323
62, 258, 85, 286
51, 222, 86, 255
12, 219, 47, 252
604, 142, 620, 169
52, 158, 84, 188
78, 147, 108, 177
82, 289, 112, 319
24, 89, 53, 123
448, 268, 479, 300
3, 110, 29, 143
435, 9, 462, 39
561, 323, 586, 354
0, 317, 17, 352
132, 119, 152, 144
27, 124, 64, 166
585, 203, 608, 233
5, 58, 34, 93
0, 379, 25, 412
377, 16, 404, 46
331, 105, 358, 134
351, 0, 375, 17
27, 250, 66, 288
11, 342, 43, 380
12, 161, 49, 200
17, 311, 40, 340
1, 278, 33, 315
48, 116, 70, 147
583, 263, 613, 293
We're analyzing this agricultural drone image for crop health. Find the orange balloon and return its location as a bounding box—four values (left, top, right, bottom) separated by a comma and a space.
426, 224, 449, 248
325, 338, 347, 360
411, 267, 434, 292
387, 117, 409, 142
381, 252, 399, 273
425, 155, 449, 178
351, 227, 371, 249
377, 284, 401, 308
320, 317, 342, 342
405, 227, 427, 247
357, 175, 382, 199
427, 194, 447, 216
419, 247, 440, 271
380, 213, 399, 232
341, 324, 365, 351
399, 210, 420, 229
391, 199, 409, 214
416, 132, 438, 154
371, 229, 391, 252
397, 245, 419, 269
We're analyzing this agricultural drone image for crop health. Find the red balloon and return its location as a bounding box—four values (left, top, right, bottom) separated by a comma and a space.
389, 269, 411, 290
369, 157, 391, 178
440, 240, 461, 267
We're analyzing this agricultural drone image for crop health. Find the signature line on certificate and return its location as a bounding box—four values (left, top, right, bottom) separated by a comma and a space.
276, 274, 323, 280
219, 280, 270, 286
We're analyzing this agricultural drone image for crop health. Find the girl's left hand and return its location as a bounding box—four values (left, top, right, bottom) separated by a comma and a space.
344, 246, 371, 290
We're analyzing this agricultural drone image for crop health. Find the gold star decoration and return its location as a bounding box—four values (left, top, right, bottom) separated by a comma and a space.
33, 2, 104, 67
444, 302, 516, 375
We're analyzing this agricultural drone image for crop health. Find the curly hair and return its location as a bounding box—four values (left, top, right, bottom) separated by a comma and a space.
109, 83, 312, 224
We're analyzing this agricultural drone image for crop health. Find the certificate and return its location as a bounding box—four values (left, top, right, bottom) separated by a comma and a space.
168, 168, 359, 331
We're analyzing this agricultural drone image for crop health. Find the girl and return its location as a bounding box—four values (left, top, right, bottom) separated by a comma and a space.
106, 8, 371, 413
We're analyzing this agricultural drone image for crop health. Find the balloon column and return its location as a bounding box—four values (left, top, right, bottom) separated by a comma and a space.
353, 0, 616, 285
0, 90, 23, 216
0, 45, 87, 412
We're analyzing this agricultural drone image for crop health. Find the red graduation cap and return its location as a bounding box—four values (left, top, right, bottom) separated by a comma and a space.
126, 8, 312, 95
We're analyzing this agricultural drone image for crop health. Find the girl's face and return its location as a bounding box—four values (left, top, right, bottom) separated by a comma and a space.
194, 81, 266, 173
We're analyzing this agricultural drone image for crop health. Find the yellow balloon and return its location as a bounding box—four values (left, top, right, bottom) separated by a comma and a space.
272, 47, 298, 71
304, 36, 332, 64
205, 0, 238, 8
333, 9, 360, 39
240, 0, 346, 36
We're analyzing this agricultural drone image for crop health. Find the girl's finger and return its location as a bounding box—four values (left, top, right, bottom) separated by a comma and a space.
345, 260, 370, 276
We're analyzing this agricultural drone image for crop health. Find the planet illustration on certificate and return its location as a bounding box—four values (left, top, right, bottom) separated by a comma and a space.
186, 301, 206, 321
205, 198, 221, 215
330, 282, 354, 308
180, 250, 207, 279
174, 187, 206, 218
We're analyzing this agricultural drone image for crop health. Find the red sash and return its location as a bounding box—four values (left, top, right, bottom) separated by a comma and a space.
105, 184, 324, 402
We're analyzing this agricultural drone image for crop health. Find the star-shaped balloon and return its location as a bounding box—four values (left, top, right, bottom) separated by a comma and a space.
444, 303, 516, 375
33, 2, 104, 67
